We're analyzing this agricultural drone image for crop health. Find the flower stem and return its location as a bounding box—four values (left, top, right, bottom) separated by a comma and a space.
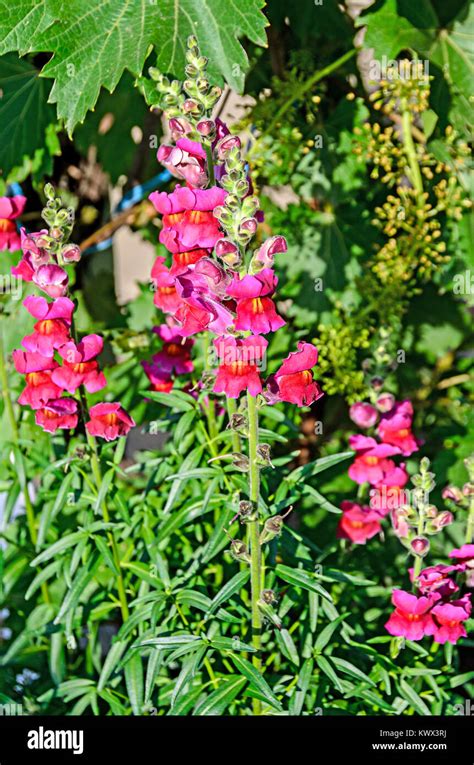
466, 496, 474, 544
0, 323, 50, 603
247, 391, 262, 715
86, 432, 130, 622
411, 507, 425, 587
205, 143, 215, 186
401, 100, 424, 196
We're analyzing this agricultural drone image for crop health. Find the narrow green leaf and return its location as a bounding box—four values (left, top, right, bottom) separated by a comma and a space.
230, 654, 283, 712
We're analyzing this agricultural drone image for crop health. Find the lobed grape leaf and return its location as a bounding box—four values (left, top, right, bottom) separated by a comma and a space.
0, 0, 268, 133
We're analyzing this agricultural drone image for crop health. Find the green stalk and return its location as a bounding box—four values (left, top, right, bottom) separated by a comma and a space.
401, 100, 423, 196
466, 496, 474, 544
86, 432, 129, 622
0, 323, 50, 603
254, 49, 356, 145
205, 144, 215, 186
247, 391, 262, 715
411, 507, 425, 586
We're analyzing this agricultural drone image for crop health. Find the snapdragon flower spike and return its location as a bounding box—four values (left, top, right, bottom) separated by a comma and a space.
52, 335, 107, 394
266, 342, 323, 407
377, 399, 419, 456
336, 501, 382, 544
213, 335, 268, 398
0, 196, 26, 251
35, 398, 78, 433
21, 296, 74, 357
86, 403, 135, 441
385, 590, 438, 640
226, 268, 285, 334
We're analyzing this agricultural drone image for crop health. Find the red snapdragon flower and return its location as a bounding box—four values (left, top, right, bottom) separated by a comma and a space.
151, 256, 183, 314
226, 268, 285, 334
0, 196, 26, 251
86, 403, 135, 441
35, 398, 78, 433
377, 400, 419, 456
266, 341, 323, 406
21, 296, 74, 357
150, 185, 227, 254
213, 335, 267, 398
151, 324, 194, 375
52, 335, 107, 394
18, 370, 63, 410
385, 590, 438, 641
336, 501, 382, 544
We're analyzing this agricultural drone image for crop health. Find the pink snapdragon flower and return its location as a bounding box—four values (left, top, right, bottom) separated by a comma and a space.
430, 595, 472, 644
266, 341, 323, 407
213, 335, 268, 398
349, 402, 378, 428
156, 138, 208, 188
21, 296, 74, 357
385, 590, 437, 640
251, 235, 288, 270
410, 564, 460, 597
377, 400, 419, 456
150, 185, 227, 216
52, 335, 107, 393
336, 501, 382, 544
86, 403, 135, 441
348, 435, 403, 485
226, 268, 285, 334
35, 398, 78, 433
449, 544, 474, 567
0, 196, 26, 251
32, 264, 69, 299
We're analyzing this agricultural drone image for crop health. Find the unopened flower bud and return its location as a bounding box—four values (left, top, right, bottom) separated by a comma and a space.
239, 217, 258, 235
425, 504, 438, 518
349, 402, 378, 428
261, 589, 277, 604
411, 536, 430, 556
214, 238, 241, 267
196, 119, 215, 138
61, 244, 81, 263
370, 376, 384, 391
463, 482, 474, 497
376, 392, 395, 412
183, 99, 199, 113
441, 485, 463, 503
431, 511, 454, 531
216, 134, 241, 160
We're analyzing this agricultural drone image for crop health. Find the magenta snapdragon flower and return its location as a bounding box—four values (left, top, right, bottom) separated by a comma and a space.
0, 196, 26, 251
